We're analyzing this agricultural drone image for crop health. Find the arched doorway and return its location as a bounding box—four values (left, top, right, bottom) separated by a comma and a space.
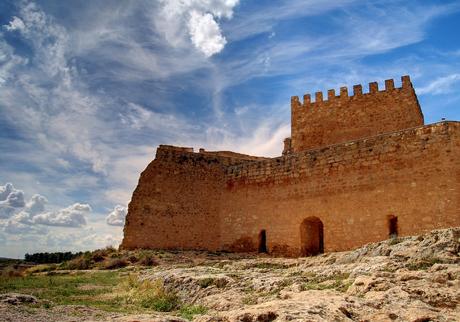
258, 229, 267, 253
300, 217, 324, 256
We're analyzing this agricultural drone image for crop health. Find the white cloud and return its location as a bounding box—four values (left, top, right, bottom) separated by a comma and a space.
3, 16, 26, 32
5, 190, 26, 208
417, 74, 460, 95
25, 194, 48, 215
0, 183, 14, 201
3, 219, 48, 235
44, 231, 119, 249
119, 103, 152, 129
0, 183, 25, 219
32, 203, 91, 227
1, 0, 460, 258
106, 205, 127, 226
0, 2, 110, 176
0, 206, 16, 220
157, 0, 239, 56
207, 120, 291, 157
13, 194, 49, 224
0, 181, 92, 230
188, 11, 227, 57
80, 233, 121, 249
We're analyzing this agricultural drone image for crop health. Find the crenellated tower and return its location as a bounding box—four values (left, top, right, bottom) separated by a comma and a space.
290, 75, 424, 152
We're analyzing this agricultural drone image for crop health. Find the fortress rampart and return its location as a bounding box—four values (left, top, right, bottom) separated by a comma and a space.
121, 76, 460, 256
290, 76, 424, 152
221, 121, 459, 254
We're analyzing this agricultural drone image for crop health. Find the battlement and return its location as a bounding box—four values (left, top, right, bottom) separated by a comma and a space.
291, 75, 424, 152
291, 75, 412, 106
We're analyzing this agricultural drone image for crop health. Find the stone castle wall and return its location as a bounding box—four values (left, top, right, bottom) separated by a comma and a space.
221, 122, 459, 255
290, 76, 424, 152
122, 122, 459, 255
121, 76, 459, 256
121, 146, 264, 250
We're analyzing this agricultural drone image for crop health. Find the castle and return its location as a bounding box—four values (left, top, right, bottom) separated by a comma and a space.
121, 76, 460, 256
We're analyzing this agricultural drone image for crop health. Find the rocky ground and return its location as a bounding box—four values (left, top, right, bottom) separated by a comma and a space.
1, 227, 459, 322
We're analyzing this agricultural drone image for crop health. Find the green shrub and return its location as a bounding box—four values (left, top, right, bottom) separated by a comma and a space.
198, 277, 215, 288
179, 305, 208, 320
102, 257, 129, 270
140, 294, 179, 311
61, 255, 93, 270
24, 264, 57, 275
90, 249, 109, 263
136, 250, 158, 267
1, 265, 24, 277
197, 277, 228, 289
24, 251, 82, 264
242, 295, 258, 305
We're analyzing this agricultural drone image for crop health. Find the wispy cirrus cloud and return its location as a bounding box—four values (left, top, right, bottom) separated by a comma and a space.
418, 74, 460, 95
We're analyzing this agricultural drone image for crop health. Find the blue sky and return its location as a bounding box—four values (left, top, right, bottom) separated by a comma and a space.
0, 0, 459, 258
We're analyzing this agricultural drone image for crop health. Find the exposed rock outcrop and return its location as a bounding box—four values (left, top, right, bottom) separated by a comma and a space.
141, 227, 460, 321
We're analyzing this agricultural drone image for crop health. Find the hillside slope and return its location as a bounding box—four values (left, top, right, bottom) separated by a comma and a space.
141, 227, 460, 321
1, 227, 459, 321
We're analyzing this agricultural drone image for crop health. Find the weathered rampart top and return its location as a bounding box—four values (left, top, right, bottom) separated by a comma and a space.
156, 145, 269, 166
290, 75, 424, 152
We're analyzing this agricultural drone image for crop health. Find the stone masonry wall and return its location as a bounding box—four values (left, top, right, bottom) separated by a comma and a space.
221, 122, 459, 255
121, 122, 459, 255
121, 145, 264, 250
290, 76, 424, 152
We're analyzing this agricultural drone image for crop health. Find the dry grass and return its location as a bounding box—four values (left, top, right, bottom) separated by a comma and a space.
117, 275, 179, 312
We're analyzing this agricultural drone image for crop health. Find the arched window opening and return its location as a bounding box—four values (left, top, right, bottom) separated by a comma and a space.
258, 229, 267, 253
388, 215, 398, 238
300, 217, 324, 256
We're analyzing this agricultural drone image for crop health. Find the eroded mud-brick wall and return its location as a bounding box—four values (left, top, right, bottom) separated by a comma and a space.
291, 76, 424, 152
221, 122, 460, 255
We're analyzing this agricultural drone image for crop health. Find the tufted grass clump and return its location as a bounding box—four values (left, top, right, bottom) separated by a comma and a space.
119, 275, 179, 312
60, 253, 93, 270
242, 294, 258, 305
406, 257, 444, 271
300, 272, 351, 292
251, 262, 288, 270
197, 276, 228, 289
179, 305, 208, 320
388, 237, 402, 246
136, 250, 159, 267
101, 257, 129, 270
